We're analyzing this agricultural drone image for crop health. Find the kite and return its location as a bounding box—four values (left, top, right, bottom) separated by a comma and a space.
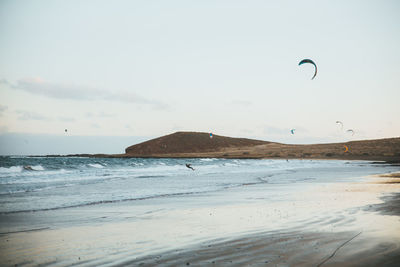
299, 59, 318, 80
290, 129, 296, 135
344, 145, 349, 152
336, 121, 343, 130
346, 129, 355, 136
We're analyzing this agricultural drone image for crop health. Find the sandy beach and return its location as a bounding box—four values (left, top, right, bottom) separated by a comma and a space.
118, 172, 400, 266
1, 165, 400, 266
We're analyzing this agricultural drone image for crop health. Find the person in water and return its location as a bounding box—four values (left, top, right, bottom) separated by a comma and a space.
185, 164, 195, 171
23, 165, 34, 171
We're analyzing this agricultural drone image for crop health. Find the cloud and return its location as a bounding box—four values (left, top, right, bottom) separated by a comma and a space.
16, 110, 51, 121
1, 78, 168, 109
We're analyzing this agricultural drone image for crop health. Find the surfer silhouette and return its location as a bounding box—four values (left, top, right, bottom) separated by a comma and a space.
185, 164, 195, 171
23, 166, 34, 171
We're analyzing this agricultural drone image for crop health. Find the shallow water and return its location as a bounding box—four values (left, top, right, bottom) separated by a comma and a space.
0, 157, 398, 214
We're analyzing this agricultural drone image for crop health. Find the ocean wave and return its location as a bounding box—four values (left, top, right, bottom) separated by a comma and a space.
0, 183, 75, 195
131, 162, 144, 166
200, 158, 218, 162
223, 163, 238, 167
0, 168, 69, 180
0, 191, 211, 214
87, 163, 105, 168
1, 158, 391, 215
0, 166, 23, 173
30, 165, 45, 171
0, 165, 45, 174
135, 175, 167, 179
127, 164, 186, 174
0, 169, 92, 185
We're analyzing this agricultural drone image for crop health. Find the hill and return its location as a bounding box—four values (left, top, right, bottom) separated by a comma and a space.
125, 132, 269, 155
123, 132, 400, 162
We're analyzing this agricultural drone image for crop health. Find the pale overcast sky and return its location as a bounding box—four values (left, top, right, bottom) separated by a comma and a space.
0, 0, 399, 154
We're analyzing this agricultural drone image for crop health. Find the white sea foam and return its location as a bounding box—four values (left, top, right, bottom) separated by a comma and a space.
200, 158, 217, 162
223, 162, 239, 167
31, 165, 45, 171
0, 166, 23, 173
88, 163, 104, 168
131, 162, 144, 166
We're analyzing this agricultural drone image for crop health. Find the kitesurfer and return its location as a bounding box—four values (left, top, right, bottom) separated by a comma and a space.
185, 164, 195, 171
23, 166, 34, 171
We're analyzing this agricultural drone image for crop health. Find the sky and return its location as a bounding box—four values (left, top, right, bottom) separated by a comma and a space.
0, 0, 399, 155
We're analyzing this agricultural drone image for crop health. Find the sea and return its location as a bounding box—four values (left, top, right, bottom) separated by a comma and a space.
0, 156, 398, 215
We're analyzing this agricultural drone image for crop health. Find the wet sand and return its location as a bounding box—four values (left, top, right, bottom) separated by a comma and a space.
1, 172, 400, 266
119, 173, 400, 266
120, 230, 400, 267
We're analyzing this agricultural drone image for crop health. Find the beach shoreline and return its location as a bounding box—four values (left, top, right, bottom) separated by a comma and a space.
0, 166, 399, 266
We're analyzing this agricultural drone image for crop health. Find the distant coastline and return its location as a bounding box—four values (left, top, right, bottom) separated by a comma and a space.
31, 132, 400, 163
